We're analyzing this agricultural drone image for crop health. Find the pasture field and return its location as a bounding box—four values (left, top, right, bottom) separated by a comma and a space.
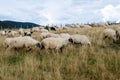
0, 24, 120, 80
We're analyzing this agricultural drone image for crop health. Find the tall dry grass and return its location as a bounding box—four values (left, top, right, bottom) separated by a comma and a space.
0, 24, 120, 80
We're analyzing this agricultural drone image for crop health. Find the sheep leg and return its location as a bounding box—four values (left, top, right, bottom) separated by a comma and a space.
14, 47, 19, 54
60, 46, 64, 53
26, 47, 32, 52
5, 45, 9, 49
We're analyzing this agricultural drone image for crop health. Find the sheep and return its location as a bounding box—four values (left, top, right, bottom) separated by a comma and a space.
90, 23, 108, 27
0, 30, 6, 36
18, 28, 24, 35
40, 32, 59, 40
39, 27, 44, 30
40, 37, 70, 52
32, 27, 40, 32
116, 27, 120, 41
80, 24, 92, 28
50, 27, 56, 31
103, 28, 116, 42
46, 33, 60, 38
4, 36, 41, 51
24, 31, 33, 36
40, 32, 50, 40
63, 27, 69, 30
69, 34, 91, 46
7, 30, 18, 37
60, 33, 71, 39
4, 37, 22, 49
40, 28, 48, 33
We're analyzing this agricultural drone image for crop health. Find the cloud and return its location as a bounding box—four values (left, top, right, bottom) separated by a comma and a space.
0, 0, 120, 25
101, 4, 120, 22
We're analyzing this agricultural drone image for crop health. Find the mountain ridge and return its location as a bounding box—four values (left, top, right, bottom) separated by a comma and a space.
0, 20, 40, 29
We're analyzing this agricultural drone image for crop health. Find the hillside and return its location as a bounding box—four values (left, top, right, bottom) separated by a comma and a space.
0, 20, 40, 29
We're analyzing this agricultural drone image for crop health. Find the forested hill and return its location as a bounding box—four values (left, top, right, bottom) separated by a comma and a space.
0, 20, 40, 29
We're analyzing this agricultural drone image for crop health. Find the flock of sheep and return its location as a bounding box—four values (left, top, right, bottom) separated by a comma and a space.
0, 23, 120, 53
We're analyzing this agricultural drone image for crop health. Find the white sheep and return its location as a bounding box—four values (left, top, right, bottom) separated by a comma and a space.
18, 28, 24, 35
116, 27, 120, 41
24, 31, 33, 36
32, 27, 40, 32
40, 32, 50, 40
0, 31, 6, 36
7, 30, 18, 37
69, 34, 91, 46
60, 33, 71, 39
4, 37, 22, 49
40, 28, 48, 33
40, 37, 70, 52
4, 36, 40, 51
46, 33, 60, 38
40, 32, 60, 40
80, 24, 92, 28
103, 28, 116, 42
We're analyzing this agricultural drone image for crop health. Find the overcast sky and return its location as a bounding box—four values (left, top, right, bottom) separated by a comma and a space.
0, 0, 120, 25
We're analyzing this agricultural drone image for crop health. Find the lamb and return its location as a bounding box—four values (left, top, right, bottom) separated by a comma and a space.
4, 36, 41, 51
69, 34, 91, 46
103, 28, 116, 42
116, 27, 120, 41
40, 37, 70, 52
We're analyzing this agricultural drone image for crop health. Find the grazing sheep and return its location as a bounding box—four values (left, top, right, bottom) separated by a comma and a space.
18, 28, 24, 35
32, 27, 40, 32
40, 32, 49, 40
40, 37, 70, 52
50, 27, 56, 31
7, 30, 18, 37
90, 23, 108, 27
24, 31, 33, 36
103, 28, 116, 42
80, 24, 92, 28
4, 36, 40, 51
60, 33, 71, 39
39, 27, 44, 30
46, 33, 60, 38
4, 37, 21, 49
40, 32, 60, 40
63, 27, 69, 30
40, 28, 48, 33
69, 34, 91, 46
0, 31, 6, 36
116, 27, 120, 41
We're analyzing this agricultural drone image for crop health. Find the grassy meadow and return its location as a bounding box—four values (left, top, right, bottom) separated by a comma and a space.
0, 24, 120, 80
